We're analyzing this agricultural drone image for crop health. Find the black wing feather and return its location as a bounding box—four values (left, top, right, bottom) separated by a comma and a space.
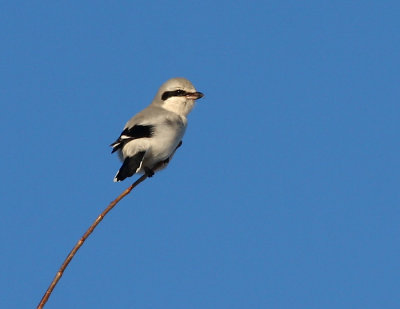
111, 124, 154, 153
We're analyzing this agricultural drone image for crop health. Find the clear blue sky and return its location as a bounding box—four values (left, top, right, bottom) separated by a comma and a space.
1, 1, 399, 308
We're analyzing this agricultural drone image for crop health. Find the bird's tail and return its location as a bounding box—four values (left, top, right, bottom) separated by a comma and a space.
113, 151, 146, 182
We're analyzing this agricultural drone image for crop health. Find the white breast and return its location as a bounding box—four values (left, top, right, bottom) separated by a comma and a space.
141, 115, 187, 170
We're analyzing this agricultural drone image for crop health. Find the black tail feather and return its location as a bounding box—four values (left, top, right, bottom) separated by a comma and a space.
114, 151, 146, 182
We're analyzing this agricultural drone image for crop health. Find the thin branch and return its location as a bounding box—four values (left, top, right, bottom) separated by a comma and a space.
37, 174, 148, 309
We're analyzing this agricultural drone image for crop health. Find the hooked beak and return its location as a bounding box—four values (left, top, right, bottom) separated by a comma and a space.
186, 91, 204, 100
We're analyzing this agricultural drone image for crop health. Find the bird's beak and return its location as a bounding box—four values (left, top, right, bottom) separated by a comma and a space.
186, 91, 204, 100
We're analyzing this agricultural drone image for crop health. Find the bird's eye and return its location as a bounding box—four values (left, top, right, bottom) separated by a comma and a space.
175, 90, 186, 96
161, 90, 187, 100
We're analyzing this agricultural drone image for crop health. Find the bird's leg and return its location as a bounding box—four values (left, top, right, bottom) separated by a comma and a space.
161, 141, 182, 165
144, 167, 155, 178
145, 141, 183, 177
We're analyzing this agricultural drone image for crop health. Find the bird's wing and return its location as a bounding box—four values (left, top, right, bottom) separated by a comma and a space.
110, 106, 178, 153
110, 124, 155, 153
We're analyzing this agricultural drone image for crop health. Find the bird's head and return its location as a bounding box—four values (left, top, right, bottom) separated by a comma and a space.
155, 77, 204, 116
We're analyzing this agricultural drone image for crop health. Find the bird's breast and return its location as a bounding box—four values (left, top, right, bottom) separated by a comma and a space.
142, 118, 186, 165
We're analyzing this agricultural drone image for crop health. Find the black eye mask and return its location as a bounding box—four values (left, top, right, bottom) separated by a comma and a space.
161, 89, 188, 100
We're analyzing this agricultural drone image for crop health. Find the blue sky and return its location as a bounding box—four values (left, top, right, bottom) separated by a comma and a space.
1, 1, 399, 308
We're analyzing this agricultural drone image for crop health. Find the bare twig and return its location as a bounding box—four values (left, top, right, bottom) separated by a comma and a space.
37, 174, 149, 309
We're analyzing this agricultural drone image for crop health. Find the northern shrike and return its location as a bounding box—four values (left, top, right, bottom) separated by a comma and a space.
111, 77, 204, 182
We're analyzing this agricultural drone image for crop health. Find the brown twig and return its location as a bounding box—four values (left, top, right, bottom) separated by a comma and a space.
37, 174, 148, 309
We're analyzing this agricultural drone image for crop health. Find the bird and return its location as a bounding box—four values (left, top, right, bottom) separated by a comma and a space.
110, 77, 204, 182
